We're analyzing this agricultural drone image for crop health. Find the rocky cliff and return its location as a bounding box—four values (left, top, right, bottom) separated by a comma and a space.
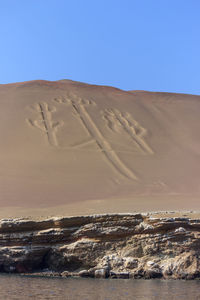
1, 213, 200, 279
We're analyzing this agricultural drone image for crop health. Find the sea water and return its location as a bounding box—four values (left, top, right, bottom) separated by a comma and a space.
0, 275, 200, 300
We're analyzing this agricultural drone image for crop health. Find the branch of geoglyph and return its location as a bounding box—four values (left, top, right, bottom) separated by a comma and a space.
27, 102, 63, 133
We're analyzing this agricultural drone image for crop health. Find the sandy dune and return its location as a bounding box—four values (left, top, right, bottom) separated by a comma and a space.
0, 79, 200, 217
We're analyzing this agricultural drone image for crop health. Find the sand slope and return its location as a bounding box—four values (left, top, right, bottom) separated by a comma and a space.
0, 80, 200, 217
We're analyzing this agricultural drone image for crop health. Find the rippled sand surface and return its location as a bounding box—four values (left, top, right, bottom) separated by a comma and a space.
1, 275, 200, 300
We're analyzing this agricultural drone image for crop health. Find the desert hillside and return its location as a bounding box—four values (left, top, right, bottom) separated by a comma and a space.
0, 80, 200, 217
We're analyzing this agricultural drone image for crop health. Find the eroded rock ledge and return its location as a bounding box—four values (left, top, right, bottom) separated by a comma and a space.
1, 213, 200, 279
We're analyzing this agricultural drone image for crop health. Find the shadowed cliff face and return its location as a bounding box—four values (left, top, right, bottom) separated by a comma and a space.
0, 80, 200, 216
1, 213, 200, 279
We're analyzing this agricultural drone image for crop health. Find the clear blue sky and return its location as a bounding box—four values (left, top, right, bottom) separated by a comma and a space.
0, 0, 200, 94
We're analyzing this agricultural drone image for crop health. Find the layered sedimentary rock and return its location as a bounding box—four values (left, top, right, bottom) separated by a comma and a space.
1, 213, 200, 279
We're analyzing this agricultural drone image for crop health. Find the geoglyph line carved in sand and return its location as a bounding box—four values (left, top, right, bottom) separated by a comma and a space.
103, 109, 154, 155
54, 94, 137, 180
26, 102, 63, 147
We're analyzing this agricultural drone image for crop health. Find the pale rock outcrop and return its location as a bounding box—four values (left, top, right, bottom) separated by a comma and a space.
0, 213, 200, 279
